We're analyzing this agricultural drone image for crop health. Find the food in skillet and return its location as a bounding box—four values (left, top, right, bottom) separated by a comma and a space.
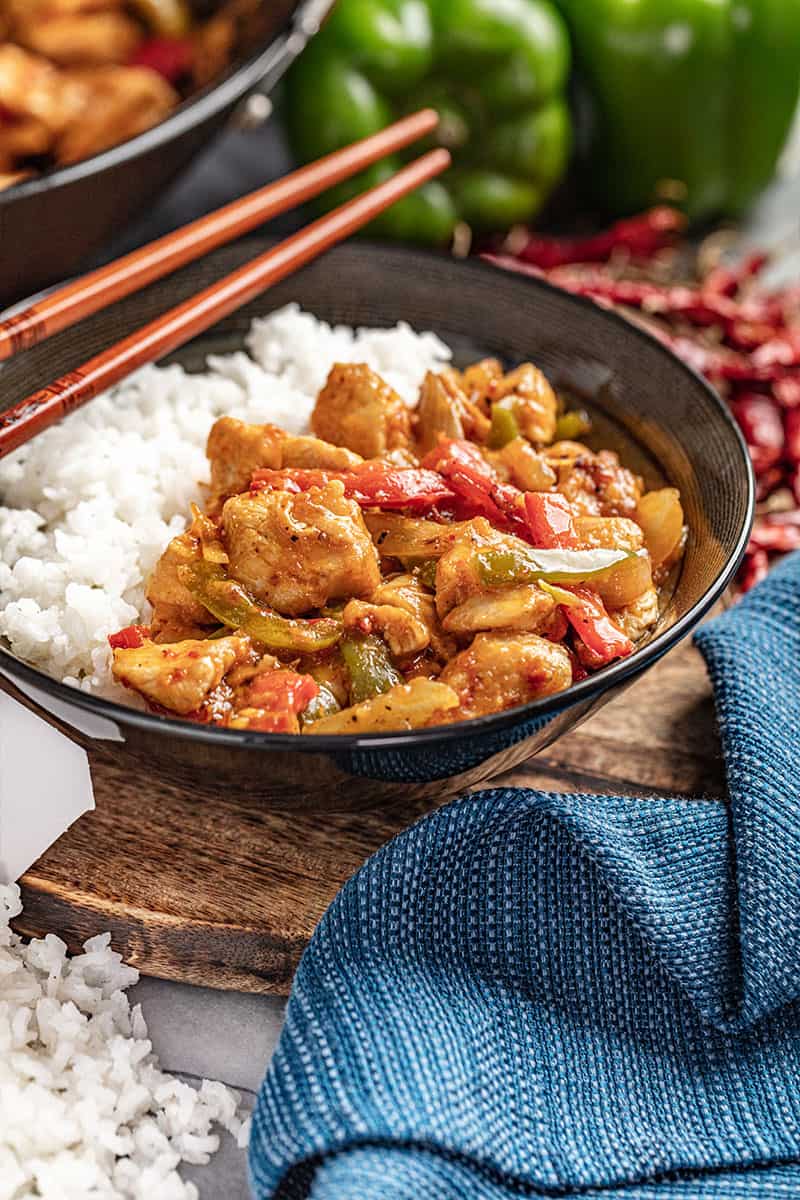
0, 0, 264, 190
108, 357, 686, 734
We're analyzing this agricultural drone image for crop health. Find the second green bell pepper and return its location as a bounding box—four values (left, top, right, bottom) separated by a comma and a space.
556, 0, 800, 221
284, 0, 572, 243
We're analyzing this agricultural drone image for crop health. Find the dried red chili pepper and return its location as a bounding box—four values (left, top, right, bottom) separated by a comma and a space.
509, 207, 685, 270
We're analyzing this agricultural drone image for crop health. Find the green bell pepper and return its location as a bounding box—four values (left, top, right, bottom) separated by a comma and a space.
284, 0, 572, 242
555, 0, 800, 221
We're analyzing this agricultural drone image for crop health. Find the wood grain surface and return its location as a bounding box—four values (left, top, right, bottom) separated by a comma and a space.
16, 631, 725, 994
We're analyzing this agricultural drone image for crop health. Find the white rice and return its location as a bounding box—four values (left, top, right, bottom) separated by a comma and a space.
0, 306, 451, 696
0, 883, 248, 1199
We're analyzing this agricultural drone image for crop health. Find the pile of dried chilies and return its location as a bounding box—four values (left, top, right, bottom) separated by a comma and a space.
484, 207, 800, 591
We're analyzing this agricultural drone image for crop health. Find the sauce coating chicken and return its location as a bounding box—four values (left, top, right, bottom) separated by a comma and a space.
110, 355, 686, 734
221, 480, 380, 616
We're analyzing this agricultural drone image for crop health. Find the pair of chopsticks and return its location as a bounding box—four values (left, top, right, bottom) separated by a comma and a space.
0, 110, 449, 459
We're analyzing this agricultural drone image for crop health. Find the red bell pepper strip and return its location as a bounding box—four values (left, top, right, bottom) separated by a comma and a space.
238, 670, 319, 732
108, 624, 151, 650
130, 37, 193, 82
251, 465, 454, 510
542, 584, 633, 665
420, 439, 529, 537
524, 492, 578, 548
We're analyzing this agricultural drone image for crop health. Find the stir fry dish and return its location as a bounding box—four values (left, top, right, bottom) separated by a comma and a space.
109, 358, 687, 734
0, 0, 263, 190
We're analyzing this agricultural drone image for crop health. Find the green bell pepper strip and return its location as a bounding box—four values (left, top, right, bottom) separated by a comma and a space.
555, 0, 800, 221
488, 400, 521, 449
554, 408, 592, 442
301, 682, 342, 725
180, 562, 343, 653
341, 633, 403, 703
476, 544, 631, 586
284, 0, 572, 241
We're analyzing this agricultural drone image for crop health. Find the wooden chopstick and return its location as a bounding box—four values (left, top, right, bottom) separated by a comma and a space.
0, 108, 440, 363
0, 147, 450, 459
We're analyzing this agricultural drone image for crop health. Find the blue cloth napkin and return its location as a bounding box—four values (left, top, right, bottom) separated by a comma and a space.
249, 552, 800, 1199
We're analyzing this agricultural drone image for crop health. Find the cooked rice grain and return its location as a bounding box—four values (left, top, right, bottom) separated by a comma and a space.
0, 883, 248, 1199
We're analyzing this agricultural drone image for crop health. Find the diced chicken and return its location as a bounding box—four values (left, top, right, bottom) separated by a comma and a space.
312, 363, 412, 460
146, 528, 215, 642
221, 480, 380, 616
442, 583, 555, 637
549, 442, 643, 518
280, 434, 363, 471
492, 363, 557, 445
0, 44, 88, 133
610, 586, 659, 642
458, 358, 503, 409
205, 417, 283, 512
438, 632, 572, 721
370, 573, 453, 658
343, 599, 430, 658
16, 12, 143, 67
111, 635, 250, 715
498, 437, 557, 492
303, 677, 459, 734
56, 65, 178, 163
415, 370, 490, 456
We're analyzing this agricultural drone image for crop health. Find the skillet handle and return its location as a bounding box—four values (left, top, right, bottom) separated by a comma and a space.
228, 0, 335, 131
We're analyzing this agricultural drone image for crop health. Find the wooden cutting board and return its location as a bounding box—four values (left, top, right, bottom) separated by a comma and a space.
16, 631, 725, 995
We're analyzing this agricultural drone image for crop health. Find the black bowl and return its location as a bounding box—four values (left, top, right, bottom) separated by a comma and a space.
0, 0, 333, 306
0, 241, 754, 809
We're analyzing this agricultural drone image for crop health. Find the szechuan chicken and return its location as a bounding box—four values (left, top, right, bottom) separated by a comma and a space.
109, 358, 687, 734
0, 0, 265, 191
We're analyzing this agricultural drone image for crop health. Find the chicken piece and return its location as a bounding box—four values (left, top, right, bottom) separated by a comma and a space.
205, 417, 283, 512
0, 44, 88, 133
16, 13, 143, 66
370, 573, 454, 659
438, 632, 572, 721
146, 528, 216, 642
493, 363, 557, 445
459, 358, 503, 409
548, 442, 643, 518
280, 434, 363, 471
111, 635, 250, 715
343, 599, 430, 658
303, 677, 459, 735
610, 586, 659, 642
56, 66, 177, 163
573, 516, 644, 552
498, 437, 556, 492
222, 480, 380, 616
312, 363, 412, 460
442, 583, 555, 637
415, 370, 490, 456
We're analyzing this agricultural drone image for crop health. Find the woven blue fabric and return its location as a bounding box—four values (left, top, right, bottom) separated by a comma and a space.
249, 552, 800, 1199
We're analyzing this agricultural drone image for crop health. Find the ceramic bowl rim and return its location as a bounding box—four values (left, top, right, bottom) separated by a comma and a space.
0, 250, 755, 751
